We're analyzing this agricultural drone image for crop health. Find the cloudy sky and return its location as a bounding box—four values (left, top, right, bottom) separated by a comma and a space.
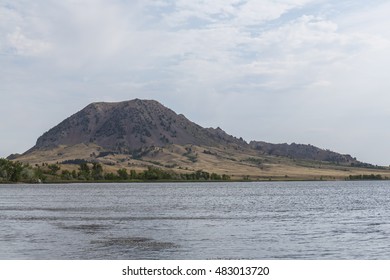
1, 0, 390, 165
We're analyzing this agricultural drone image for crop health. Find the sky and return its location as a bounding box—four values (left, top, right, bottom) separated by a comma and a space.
1, 0, 390, 165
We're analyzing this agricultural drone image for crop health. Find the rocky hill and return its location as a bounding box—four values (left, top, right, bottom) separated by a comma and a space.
14, 98, 380, 181
28, 99, 246, 154
249, 141, 359, 165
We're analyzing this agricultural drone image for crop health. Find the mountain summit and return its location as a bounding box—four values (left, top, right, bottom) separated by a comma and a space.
30, 99, 245, 153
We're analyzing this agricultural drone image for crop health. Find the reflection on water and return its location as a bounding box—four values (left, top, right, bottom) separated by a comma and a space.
1, 181, 390, 259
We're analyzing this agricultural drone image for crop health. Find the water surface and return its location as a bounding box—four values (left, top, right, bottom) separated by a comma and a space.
1, 181, 390, 259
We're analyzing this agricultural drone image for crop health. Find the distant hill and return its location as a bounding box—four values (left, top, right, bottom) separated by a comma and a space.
249, 141, 359, 165
27, 99, 246, 154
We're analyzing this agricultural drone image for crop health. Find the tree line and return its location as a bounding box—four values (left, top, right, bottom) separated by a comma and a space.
61, 163, 231, 181
347, 174, 385, 181
0, 158, 230, 183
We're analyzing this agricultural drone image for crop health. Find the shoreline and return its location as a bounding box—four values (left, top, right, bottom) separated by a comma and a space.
1, 177, 389, 185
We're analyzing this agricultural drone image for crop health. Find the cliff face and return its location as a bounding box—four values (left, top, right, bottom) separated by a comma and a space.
30, 99, 246, 153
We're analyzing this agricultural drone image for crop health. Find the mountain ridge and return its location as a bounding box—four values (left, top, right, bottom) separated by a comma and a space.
26, 98, 360, 166
12, 98, 386, 181
249, 141, 358, 166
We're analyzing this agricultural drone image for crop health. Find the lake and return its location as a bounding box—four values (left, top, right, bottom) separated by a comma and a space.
1, 181, 390, 259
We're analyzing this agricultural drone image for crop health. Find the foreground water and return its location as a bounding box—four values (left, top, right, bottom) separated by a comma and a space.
1, 181, 390, 259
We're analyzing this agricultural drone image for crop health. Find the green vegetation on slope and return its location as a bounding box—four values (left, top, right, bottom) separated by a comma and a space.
0, 158, 42, 182
2, 157, 388, 184
0, 158, 231, 183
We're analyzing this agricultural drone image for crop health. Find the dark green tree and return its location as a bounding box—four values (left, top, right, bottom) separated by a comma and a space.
129, 170, 137, 180
9, 161, 24, 182
78, 162, 91, 180
48, 164, 60, 175
117, 168, 129, 180
61, 170, 73, 180
92, 163, 104, 180
104, 172, 117, 180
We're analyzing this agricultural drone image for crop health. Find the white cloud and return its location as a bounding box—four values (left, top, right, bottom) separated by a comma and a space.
7, 27, 51, 55
1, 0, 390, 165
234, 0, 312, 25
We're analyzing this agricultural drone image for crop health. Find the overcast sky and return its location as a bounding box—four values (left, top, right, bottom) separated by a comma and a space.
1, 0, 390, 165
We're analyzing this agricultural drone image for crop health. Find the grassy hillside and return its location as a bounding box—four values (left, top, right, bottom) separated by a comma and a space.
11, 143, 390, 182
